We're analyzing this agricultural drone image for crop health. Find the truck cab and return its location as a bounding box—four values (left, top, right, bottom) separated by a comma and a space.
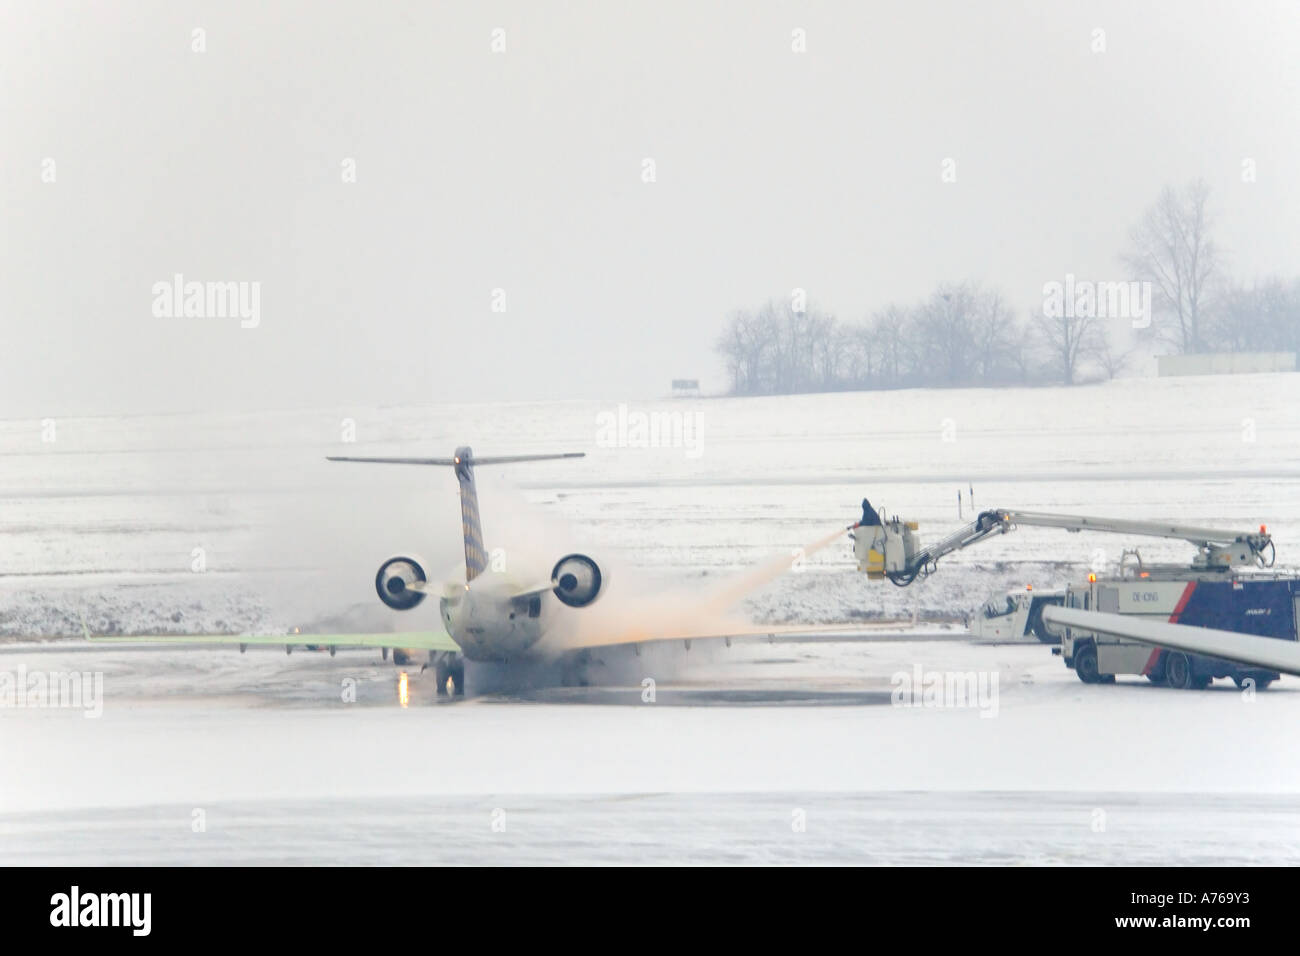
970, 587, 1064, 642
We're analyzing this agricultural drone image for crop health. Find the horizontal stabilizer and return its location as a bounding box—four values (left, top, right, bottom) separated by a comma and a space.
326, 453, 584, 466
327, 456, 456, 465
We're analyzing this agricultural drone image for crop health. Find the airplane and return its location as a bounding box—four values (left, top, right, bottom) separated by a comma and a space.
322, 447, 928, 693
324, 446, 604, 694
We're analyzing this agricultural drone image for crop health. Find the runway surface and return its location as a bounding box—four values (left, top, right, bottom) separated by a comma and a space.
4, 638, 1299, 865
7, 791, 1297, 866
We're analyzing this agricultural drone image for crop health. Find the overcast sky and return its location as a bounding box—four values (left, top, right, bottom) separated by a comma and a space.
3, 0, 1298, 416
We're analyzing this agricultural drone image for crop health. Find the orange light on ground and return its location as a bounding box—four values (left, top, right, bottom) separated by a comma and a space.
398, 671, 409, 708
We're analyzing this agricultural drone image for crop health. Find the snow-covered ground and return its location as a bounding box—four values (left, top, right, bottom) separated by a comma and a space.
2, 373, 1299, 863
3, 638, 1299, 865
3, 372, 1298, 635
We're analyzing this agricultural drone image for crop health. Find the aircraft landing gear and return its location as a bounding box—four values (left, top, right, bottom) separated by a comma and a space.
431, 651, 465, 697
560, 650, 593, 687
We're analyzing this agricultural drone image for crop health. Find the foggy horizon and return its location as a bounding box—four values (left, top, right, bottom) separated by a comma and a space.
4, 1, 1299, 418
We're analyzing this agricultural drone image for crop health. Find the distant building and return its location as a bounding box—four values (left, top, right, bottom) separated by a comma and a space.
671, 378, 701, 396
1157, 352, 1296, 377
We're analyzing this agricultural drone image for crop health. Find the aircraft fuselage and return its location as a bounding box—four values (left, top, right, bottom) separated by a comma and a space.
439, 572, 546, 662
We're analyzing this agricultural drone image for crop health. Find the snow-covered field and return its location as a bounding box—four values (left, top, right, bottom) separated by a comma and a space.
2, 373, 1299, 863
3, 372, 1298, 635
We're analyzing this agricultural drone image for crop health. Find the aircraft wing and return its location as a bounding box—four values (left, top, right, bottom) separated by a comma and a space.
555, 620, 959, 651
1042, 606, 1300, 677
80, 617, 459, 652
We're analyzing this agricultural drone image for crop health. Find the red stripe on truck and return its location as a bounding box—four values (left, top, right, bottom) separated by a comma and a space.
1169, 581, 1197, 624
1143, 582, 1198, 676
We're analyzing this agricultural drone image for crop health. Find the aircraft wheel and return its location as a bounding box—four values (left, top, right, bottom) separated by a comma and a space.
435, 660, 451, 697
1074, 644, 1100, 684
1164, 651, 1193, 690
451, 660, 465, 697
382, 647, 389, 662
560, 651, 592, 688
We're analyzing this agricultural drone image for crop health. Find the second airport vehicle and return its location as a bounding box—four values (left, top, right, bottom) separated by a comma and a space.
969, 587, 1064, 642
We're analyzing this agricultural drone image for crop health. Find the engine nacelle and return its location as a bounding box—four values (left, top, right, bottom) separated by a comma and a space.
551, 553, 604, 608
375, 556, 428, 611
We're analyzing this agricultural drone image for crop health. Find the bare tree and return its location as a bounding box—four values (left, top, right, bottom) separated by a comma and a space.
1095, 327, 1132, 380
836, 323, 875, 388
870, 304, 911, 387
913, 282, 978, 386
970, 289, 1018, 384
716, 298, 842, 395
719, 280, 1058, 395
715, 305, 780, 395
1003, 328, 1038, 384
1034, 310, 1102, 385
1212, 277, 1300, 354
805, 311, 841, 389
1124, 179, 1220, 353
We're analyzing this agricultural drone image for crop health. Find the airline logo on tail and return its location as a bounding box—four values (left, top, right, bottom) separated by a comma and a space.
453, 446, 488, 580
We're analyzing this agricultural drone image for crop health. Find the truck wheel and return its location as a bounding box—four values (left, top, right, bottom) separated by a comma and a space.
1028, 606, 1059, 643
1074, 644, 1100, 684
1233, 675, 1274, 691
1164, 651, 1192, 690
